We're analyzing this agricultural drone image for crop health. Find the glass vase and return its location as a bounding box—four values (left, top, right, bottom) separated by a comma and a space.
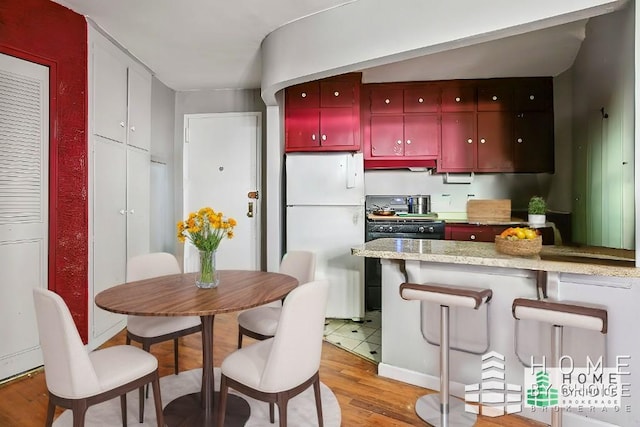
196, 249, 219, 288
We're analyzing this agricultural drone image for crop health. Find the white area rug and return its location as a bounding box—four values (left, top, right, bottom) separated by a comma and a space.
53, 368, 341, 426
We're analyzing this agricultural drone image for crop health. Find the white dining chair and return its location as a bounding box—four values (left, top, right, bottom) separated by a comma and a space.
125, 252, 202, 372
218, 279, 330, 427
33, 288, 164, 427
237, 250, 316, 348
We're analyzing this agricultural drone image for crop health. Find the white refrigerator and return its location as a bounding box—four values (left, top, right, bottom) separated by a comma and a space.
285, 152, 365, 320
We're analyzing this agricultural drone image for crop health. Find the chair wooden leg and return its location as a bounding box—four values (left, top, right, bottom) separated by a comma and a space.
143, 342, 151, 399
120, 393, 129, 425
136, 383, 144, 423
151, 373, 165, 427
71, 400, 88, 427
237, 330, 243, 349
45, 398, 55, 427
173, 337, 180, 375
269, 402, 275, 423
313, 376, 324, 426
276, 395, 289, 427
217, 375, 229, 427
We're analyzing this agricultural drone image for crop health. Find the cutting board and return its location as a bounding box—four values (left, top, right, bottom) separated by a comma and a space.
466, 199, 511, 223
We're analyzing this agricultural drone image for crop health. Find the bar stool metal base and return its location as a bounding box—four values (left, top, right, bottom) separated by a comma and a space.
415, 393, 477, 427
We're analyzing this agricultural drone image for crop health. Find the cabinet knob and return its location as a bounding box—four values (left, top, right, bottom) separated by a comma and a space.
130, 125, 136, 132
119, 209, 126, 215
301, 92, 307, 98
334, 91, 340, 97
529, 95, 535, 100
455, 97, 461, 102
321, 134, 327, 141
119, 121, 125, 127
470, 234, 476, 240
418, 97, 424, 103
406, 140, 411, 144
480, 138, 486, 144
492, 95, 498, 101
311, 134, 316, 141
385, 99, 390, 104
396, 140, 402, 145
517, 138, 523, 143
467, 138, 473, 144
129, 209, 135, 215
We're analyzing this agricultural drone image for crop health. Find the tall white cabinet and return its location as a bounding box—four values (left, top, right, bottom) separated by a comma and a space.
88, 26, 151, 349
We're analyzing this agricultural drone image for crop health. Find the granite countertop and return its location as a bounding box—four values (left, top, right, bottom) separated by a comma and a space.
351, 238, 640, 278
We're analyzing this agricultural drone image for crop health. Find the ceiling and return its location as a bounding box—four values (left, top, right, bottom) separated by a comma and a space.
53, 0, 590, 92
53, 0, 357, 91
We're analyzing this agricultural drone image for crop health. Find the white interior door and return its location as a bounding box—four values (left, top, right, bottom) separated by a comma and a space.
0, 53, 49, 380
183, 113, 261, 271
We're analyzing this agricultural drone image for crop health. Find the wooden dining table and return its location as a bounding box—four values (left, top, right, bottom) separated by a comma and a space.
95, 269, 299, 426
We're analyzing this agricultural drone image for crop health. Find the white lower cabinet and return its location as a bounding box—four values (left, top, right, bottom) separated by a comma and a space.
90, 137, 150, 348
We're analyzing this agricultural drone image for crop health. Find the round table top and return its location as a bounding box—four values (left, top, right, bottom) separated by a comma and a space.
95, 270, 299, 317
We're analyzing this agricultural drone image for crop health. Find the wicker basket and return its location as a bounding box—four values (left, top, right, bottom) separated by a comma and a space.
495, 235, 542, 256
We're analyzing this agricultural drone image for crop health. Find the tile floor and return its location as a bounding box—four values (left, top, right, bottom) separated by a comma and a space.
323, 310, 381, 363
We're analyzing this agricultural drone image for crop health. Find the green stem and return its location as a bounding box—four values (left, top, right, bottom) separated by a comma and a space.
199, 250, 217, 284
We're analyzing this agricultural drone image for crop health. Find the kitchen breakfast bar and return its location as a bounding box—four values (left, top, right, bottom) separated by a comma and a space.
352, 238, 640, 427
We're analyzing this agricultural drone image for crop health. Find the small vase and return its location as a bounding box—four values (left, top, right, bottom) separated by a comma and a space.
528, 214, 546, 227
196, 250, 219, 289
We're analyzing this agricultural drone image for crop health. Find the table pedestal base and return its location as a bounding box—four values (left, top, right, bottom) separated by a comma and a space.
164, 392, 251, 426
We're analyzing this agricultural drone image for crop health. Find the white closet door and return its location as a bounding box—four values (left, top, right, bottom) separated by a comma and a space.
92, 33, 128, 143
126, 147, 150, 262
0, 53, 48, 380
127, 66, 151, 151
92, 137, 126, 340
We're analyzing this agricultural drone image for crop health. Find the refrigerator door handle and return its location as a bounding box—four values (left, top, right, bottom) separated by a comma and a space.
346, 154, 356, 189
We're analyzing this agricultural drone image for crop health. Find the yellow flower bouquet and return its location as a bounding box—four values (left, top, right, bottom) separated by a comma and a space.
177, 207, 237, 288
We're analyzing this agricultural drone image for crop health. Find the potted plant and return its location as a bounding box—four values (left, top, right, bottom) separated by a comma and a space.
528, 196, 547, 226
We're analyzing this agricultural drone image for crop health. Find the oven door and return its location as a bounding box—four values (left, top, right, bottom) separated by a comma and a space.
366, 231, 444, 241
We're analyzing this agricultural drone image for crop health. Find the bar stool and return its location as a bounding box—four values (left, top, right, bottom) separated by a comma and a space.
400, 282, 493, 427
512, 298, 608, 427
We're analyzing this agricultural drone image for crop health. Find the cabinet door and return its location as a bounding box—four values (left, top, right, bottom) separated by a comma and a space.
369, 87, 403, 113
92, 137, 127, 339
441, 84, 475, 112
92, 39, 128, 143
440, 113, 475, 171
448, 225, 494, 242
404, 115, 439, 157
320, 81, 354, 107
514, 79, 552, 112
126, 148, 150, 258
127, 66, 151, 151
477, 112, 513, 171
477, 83, 513, 111
370, 115, 404, 157
285, 108, 320, 149
319, 108, 355, 147
513, 112, 554, 172
286, 82, 319, 109
404, 85, 439, 113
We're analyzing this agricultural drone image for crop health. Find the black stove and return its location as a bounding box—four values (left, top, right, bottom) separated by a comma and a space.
364, 195, 445, 310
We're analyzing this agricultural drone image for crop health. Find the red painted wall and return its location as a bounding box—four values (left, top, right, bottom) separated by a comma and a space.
0, 0, 89, 341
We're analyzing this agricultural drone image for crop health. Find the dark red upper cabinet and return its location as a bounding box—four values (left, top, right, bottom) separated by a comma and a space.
477, 83, 513, 112
441, 83, 475, 112
370, 88, 403, 113
285, 73, 361, 152
404, 85, 440, 113
514, 78, 553, 112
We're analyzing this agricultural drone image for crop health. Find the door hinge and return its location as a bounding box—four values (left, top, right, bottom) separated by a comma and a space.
248, 191, 259, 199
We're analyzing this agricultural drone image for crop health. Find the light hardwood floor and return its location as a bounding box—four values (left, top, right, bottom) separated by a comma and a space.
0, 312, 544, 426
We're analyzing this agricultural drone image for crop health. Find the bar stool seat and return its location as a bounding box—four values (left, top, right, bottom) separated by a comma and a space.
512, 298, 608, 427
401, 283, 493, 427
